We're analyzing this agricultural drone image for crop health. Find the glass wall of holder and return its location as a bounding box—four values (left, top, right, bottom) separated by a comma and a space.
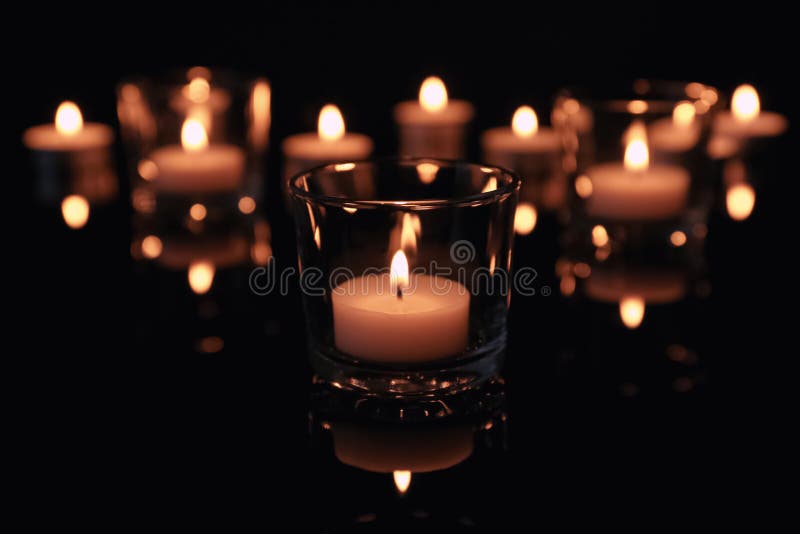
117, 68, 271, 233
289, 159, 520, 396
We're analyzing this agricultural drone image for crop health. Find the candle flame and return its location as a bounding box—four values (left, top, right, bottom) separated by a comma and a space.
188, 261, 215, 294
574, 174, 593, 198
181, 118, 208, 152
390, 250, 410, 296
249, 79, 271, 149
318, 104, 345, 141
726, 183, 756, 221
512, 106, 538, 138
670, 230, 687, 247
61, 194, 89, 229
619, 296, 645, 329
672, 101, 696, 127
419, 76, 448, 112
481, 177, 498, 193
141, 235, 163, 259
591, 224, 609, 247
514, 203, 537, 235
732, 84, 760, 123
416, 162, 439, 184
624, 122, 649, 171
184, 77, 211, 103
393, 470, 411, 494
55, 101, 83, 135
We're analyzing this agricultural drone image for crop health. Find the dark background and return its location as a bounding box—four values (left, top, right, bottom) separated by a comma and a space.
17, 4, 795, 528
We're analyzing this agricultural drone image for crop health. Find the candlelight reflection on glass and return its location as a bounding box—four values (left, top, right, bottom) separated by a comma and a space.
289, 159, 519, 396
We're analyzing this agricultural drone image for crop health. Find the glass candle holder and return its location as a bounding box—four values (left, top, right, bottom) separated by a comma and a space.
289, 159, 520, 397
555, 80, 720, 261
117, 68, 270, 234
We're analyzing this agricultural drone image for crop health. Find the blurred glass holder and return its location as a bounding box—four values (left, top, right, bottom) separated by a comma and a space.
289, 159, 520, 397
117, 68, 271, 234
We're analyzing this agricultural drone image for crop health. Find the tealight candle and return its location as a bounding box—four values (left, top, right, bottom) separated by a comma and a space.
23, 101, 114, 152
282, 104, 373, 187
586, 122, 690, 221
394, 76, 474, 159
648, 100, 701, 153
713, 84, 787, 141
149, 118, 245, 194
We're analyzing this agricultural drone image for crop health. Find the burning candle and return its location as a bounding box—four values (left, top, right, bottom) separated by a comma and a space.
23, 101, 114, 152
282, 104, 373, 188
585, 122, 690, 220
713, 84, 787, 141
648, 100, 701, 153
148, 118, 245, 194
331, 246, 470, 363
394, 76, 474, 159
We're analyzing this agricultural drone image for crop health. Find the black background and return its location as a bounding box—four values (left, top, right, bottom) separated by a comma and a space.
16, 3, 796, 528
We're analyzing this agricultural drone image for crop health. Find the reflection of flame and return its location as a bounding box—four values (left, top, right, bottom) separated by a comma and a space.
481, 177, 497, 193
624, 122, 649, 171
670, 230, 687, 247
343, 206, 358, 214
592, 225, 609, 247
620, 296, 645, 329
393, 470, 411, 494
627, 99, 648, 114
138, 159, 158, 181
335, 162, 356, 171
184, 77, 210, 103
249, 79, 271, 149
238, 196, 256, 214
575, 175, 593, 198
732, 84, 760, 123
61, 195, 90, 229
514, 203, 537, 235
726, 183, 756, 221
318, 104, 345, 141
190, 203, 207, 221
416, 162, 439, 184
400, 213, 420, 255
419, 76, 448, 112
314, 226, 321, 250
672, 101, 696, 127
181, 118, 208, 152
512, 106, 538, 138
390, 250, 410, 295
55, 101, 83, 135
141, 235, 163, 259
188, 261, 215, 294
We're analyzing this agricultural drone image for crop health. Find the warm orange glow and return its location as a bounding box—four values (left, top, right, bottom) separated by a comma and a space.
726, 183, 756, 221
343, 206, 358, 214
138, 159, 158, 181
595, 245, 611, 261
574, 174, 593, 198
61, 195, 89, 229
238, 196, 256, 214
416, 162, 439, 184
619, 296, 645, 329
188, 261, 215, 294
55, 101, 83, 135
624, 123, 649, 172
187, 66, 211, 80
592, 225, 608, 248
249, 79, 271, 149
627, 100, 648, 114
670, 230, 687, 247
334, 162, 356, 171
573, 262, 591, 279
184, 77, 211, 103
732, 84, 760, 122
189, 203, 207, 221
314, 226, 322, 250
514, 203, 537, 235
694, 99, 710, 115
700, 88, 718, 105
400, 213, 420, 255
141, 235, 163, 259
560, 274, 576, 296
512, 106, 539, 138
390, 250, 410, 295
672, 101, 696, 127
685, 82, 704, 99
318, 104, 345, 141
419, 76, 448, 112
481, 177, 498, 193
563, 98, 581, 115
181, 118, 208, 152
197, 336, 224, 354
393, 470, 411, 494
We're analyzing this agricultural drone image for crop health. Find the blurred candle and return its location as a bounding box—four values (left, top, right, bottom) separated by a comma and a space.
713, 84, 787, 141
394, 76, 474, 159
23, 101, 114, 151
648, 100, 701, 153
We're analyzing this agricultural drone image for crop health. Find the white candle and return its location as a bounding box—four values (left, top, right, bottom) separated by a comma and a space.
394, 76, 474, 159
713, 84, 787, 141
586, 123, 689, 221
332, 250, 470, 363
649, 101, 701, 153
282, 104, 373, 184
149, 118, 245, 194
23, 101, 114, 151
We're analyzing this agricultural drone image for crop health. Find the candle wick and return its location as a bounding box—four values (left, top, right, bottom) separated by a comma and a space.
396, 287, 403, 300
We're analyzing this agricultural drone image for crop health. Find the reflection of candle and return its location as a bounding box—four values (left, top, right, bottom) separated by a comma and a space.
648, 101, 701, 153
713, 84, 787, 140
586, 123, 689, 220
282, 104, 373, 186
149, 118, 245, 194
394, 76, 474, 159
23, 101, 114, 151
332, 249, 470, 362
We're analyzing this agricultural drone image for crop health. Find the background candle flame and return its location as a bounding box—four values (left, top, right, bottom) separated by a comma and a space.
318, 104, 345, 141
514, 203, 537, 235
732, 84, 760, 122
416, 162, 439, 184
188, 261, 215, 294
390, 250, 410, 295
419, 76, 448, 112
726, 183, 756, 221
184, 77, 211, 103
624, 122, 649, 171
672, 101, 696, 127
512, 105, 538, 137
619, 296, 645, 329
393, 470, 411, 494
181, 118, 208, 152
55, 101, 83, 135
61, 194, 89, 229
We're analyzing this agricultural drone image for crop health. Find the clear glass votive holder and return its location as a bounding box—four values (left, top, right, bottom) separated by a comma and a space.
117, 68, 271, 234
555, 80, 721, 259
289, 159, 520, 397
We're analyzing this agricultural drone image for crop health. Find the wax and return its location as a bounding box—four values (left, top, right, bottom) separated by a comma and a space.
149, 144, 245, 194
585, 269, 686, 304
23, 123, 113, 152
648, 118, 700, 153
713, 111, 787, 139
394, 100, 474, 159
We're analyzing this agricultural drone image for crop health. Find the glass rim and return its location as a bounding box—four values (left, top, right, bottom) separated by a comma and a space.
288, 157, 521, 210
556, 79, 721, 107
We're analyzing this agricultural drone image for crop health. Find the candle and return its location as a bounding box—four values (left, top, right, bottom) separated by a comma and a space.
149, 118, 245, 194
23, 101, 114, 152
713, 84, 787, 141
648, 100, 701, 153
332, 249, 470, 362
585, 122, 690, 220
394, 76, 474, 159
282, 104, 373, 188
